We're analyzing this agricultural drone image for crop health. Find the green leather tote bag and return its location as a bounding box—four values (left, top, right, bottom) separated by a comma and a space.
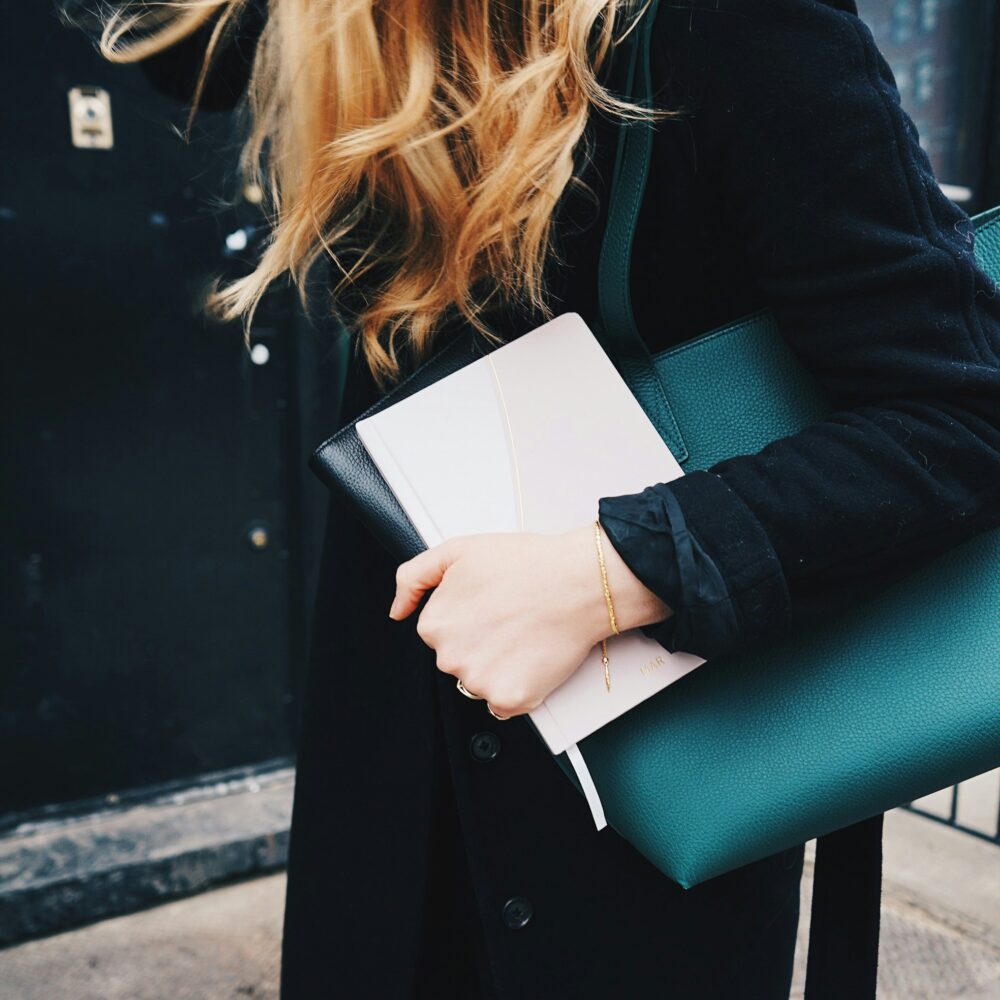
543, 0, 1000, 892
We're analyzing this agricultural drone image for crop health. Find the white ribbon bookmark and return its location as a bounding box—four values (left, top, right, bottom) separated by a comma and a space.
565, 742, 607, 830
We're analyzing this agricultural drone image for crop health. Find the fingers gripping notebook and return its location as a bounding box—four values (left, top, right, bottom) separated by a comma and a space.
355, 313, 705, 829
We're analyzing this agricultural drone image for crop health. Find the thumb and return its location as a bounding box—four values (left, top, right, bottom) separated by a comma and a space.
389, 541, 459, 620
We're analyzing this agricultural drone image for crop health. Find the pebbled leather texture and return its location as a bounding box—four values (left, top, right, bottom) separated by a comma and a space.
546, 203, 1000, 888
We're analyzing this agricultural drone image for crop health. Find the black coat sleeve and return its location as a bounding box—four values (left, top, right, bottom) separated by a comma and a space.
597, 0, 1000, 658
138, 0, 266, 110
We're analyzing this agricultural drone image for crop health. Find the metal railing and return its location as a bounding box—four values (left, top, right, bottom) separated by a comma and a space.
905, 769, 1000, 845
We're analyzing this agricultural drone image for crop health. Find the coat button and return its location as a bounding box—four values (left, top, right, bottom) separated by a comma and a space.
501, 896, 533, 929
469, 731, 501, 763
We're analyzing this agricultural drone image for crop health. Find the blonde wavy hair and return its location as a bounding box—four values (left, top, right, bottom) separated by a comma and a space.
93, 0, 671, 388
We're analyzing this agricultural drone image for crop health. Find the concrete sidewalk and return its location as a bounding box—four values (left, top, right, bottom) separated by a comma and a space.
0, 808, 997, 999
792, 809, 1000, 999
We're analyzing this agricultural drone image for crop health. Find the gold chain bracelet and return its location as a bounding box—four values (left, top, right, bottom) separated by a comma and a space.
593, 519, 621, 692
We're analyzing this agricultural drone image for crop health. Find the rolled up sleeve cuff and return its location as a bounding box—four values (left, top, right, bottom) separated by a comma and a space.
597, 469, 792, 661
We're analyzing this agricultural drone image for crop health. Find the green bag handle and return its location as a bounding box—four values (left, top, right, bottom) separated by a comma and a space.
595, 0, 689, 465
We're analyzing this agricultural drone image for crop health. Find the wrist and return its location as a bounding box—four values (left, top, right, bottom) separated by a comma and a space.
565, 522, 673, 645
598, 520, 673, 634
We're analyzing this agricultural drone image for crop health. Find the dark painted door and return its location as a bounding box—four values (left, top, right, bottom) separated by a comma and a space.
0, 4, 342, 815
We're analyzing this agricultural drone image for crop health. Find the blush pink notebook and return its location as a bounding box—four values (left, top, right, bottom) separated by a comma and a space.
355, 312, 706, 828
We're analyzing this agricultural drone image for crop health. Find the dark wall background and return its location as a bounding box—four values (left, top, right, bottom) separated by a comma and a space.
0, 0, 997, 824
0, 4, 343, 818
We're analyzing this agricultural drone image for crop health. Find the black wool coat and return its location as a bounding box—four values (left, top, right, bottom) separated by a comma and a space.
139, 0, 1000, 997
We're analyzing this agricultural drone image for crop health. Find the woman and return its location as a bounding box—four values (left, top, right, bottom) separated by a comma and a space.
94, 0, 1000, 996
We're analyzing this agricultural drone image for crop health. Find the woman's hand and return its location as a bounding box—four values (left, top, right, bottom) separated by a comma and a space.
389, 523, 673, 719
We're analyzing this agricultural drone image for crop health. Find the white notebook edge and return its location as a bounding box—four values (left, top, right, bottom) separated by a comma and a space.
527, 700, 573, 755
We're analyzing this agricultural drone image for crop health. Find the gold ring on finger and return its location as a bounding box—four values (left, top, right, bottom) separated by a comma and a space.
486, 702, 511, 721
456, 678, 485, 700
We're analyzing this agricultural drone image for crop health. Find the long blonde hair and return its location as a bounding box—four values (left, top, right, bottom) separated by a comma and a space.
93, 0, 672, 388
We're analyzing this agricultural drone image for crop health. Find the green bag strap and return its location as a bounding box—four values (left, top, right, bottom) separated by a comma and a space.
595, 0, 689, 464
